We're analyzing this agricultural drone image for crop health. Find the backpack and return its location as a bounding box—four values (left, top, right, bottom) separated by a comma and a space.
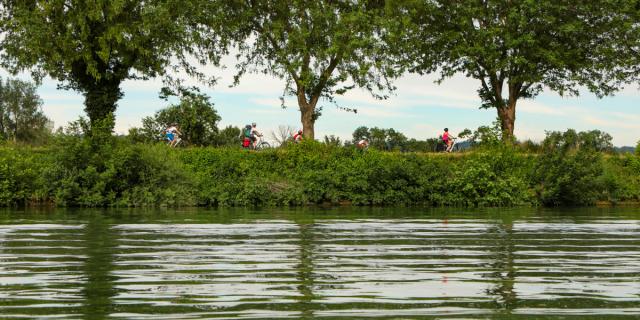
243, 125, 252, 138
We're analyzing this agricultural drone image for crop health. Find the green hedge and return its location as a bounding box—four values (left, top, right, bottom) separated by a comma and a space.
1, 139, 638, 207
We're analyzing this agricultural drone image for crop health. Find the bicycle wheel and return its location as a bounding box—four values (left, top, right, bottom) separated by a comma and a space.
257, 141, 271, 150
170, 138, 186, 148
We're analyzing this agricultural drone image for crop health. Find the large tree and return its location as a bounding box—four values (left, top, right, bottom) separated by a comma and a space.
217, 0, 402, 139
0, 0, 222, 133
0, 77, 51, 143
406, 0, 638, 141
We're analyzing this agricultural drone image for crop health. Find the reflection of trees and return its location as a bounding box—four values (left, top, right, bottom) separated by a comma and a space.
486, 220, 517, 314
82, 214, 117, 320
295, 222, 317, 319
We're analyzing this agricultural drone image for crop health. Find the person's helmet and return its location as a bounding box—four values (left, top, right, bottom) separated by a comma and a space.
361, 136, 367, 140
252, 122, 257, 127
444, 128, 449, 132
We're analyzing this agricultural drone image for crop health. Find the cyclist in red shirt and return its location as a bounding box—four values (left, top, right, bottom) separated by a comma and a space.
442, 128, 453, 152
293, 130, 303, 143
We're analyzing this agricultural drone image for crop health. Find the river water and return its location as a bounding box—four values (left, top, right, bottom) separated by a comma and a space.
1, 207, 639, 319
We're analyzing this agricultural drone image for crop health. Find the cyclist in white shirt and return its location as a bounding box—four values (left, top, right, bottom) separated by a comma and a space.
250, 122, 262, 148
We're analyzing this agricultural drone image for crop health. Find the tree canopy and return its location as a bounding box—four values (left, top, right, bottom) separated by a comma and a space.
405, 0, 639, 141
0, 0, 224, 132
217, 0, 402, 139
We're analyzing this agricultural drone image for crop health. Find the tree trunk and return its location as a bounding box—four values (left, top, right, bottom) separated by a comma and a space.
296, 84, 318, 140
497, 100, 516, 143
300, 104, 315, 140
13, 111, 18, 143
0, 112, 4, 139
83, 79, 123, 133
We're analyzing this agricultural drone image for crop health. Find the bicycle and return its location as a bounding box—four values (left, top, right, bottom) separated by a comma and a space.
435, 136, 459, 152
159, 133, 186, 148
244, 135, 271, 150
171, 135, 185, 148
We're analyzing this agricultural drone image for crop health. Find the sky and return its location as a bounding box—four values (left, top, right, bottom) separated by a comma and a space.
3, 58, 640, 146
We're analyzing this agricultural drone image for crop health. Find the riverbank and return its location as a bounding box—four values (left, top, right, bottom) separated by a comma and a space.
1, 140, 639, 207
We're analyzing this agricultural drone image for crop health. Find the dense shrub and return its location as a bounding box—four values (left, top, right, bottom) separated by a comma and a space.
0, 129, 196, 207
1, 136, 638, 207
0, 147, 49, 205
602, 155, 640, 202
50, 135, 196, 207
447, 149, 533, 206
532, 130, 616, 206
533, 148, 606, 206
176, 141, 534, 207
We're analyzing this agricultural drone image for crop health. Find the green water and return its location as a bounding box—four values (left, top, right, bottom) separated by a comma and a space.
1, 207, 639, 319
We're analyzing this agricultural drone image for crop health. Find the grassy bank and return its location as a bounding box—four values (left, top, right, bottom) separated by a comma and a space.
1, 138, 639, 207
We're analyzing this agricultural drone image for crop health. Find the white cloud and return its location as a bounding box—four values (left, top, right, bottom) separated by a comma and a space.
357, 107, 409, 118
581, 115, 640, 130
519, 100, 566, 116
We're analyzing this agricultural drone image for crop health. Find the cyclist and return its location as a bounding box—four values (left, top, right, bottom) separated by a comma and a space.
241, 124, 252, 148
163, 123, 181, 147
357, 136, 369, 150
292, 129, 303, 143
442, 128, 453, 152
250, 122, 262, 148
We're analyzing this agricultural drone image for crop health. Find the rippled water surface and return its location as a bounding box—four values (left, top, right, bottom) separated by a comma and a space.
1, 208, 639, 319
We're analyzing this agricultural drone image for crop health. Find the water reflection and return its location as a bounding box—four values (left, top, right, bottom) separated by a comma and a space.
0, 224, 86, 318
82, 215, 117, 319
295, 221, 317, 319
0, 210, 639, 319
486, 220, 517, 314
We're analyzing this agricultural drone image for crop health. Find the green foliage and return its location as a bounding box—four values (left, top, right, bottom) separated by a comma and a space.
1, 136, 638, 208
215, 126, 243, 147
0, 120, 196, 207
404, 0, 637, 140
516, 140, 543, 154
404, 138, 439, 153
139, 93, 221, 146
601, 155, 640, 202
177, 142, 534, 207
351, 126, 412, 151
533, 130, 612, 206
217, 0, 402, 138
0, 147, 49, 206
323, 135, 343, 147
0, 0, 223, 129
0, 77, 52, 144
128, 96, 241, 147
636, 140, 640, 156
448, 150, 533, 206
542, 129, 613, 153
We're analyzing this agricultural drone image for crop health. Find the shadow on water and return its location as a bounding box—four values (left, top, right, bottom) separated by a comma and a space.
81, 213, 117, 320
